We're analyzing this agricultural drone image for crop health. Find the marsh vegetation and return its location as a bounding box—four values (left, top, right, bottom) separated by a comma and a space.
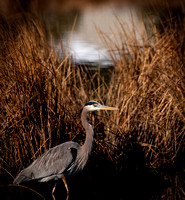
0, 1, 185, 199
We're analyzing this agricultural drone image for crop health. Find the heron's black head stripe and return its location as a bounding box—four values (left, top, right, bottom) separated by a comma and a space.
85, 101, 98, 106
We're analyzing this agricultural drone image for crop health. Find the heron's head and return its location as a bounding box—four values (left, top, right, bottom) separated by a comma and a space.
84, 101, 118, 112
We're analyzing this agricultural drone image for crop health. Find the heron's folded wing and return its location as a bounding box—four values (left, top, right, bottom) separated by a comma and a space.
14, 141, 80, 183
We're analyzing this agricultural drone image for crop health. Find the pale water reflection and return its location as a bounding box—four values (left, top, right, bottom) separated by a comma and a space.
44, 5, 147, 66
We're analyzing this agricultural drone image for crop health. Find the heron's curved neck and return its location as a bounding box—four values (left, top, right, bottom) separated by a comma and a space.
81, 108, 94, 156
73, 107, 94, 172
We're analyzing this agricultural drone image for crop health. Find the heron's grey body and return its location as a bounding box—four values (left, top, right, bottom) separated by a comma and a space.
14, 141, 81, 183
13, 101, 118, 199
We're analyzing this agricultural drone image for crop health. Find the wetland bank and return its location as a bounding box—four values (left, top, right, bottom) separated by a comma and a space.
0, 0, 185, 199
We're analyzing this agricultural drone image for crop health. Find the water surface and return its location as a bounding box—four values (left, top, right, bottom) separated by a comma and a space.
44, 5, 147, 66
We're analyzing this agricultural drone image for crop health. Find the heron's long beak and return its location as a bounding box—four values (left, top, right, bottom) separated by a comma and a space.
98, 105, 119, 111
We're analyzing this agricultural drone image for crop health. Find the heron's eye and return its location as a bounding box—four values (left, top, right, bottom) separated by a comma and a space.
93, 104, 97, 107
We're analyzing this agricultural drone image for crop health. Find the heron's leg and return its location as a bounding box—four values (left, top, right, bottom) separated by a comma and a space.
62, 176, 69, 200
52, 183, 57, 200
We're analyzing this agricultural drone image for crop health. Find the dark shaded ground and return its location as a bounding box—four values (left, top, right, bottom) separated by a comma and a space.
0, 169, 166, 200
0, 149, 173, 200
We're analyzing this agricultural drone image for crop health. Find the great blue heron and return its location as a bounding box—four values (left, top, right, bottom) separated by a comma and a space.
13, 101, 118, 200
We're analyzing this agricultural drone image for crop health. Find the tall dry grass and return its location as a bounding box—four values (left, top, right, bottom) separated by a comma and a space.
0, 13, 113, 175
98, 14, 185, 168
97, 12, 185, 199
0, 8, 185, 200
